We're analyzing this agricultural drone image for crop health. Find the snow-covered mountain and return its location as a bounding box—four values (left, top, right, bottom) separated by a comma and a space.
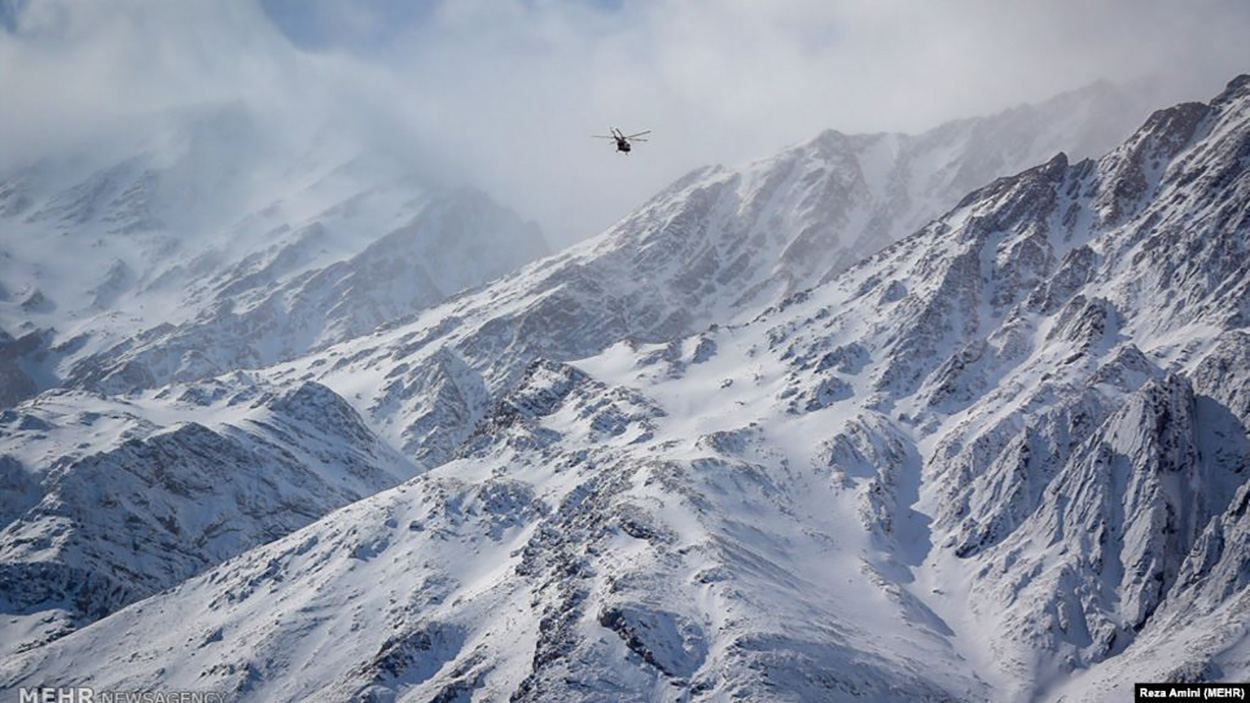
0, 101, 547, 650
4, 75, 1247, 701
27, 81, 1147, 407
0, 102, 548, 405
0, 376, 417, 658
162, 80, 1145, 470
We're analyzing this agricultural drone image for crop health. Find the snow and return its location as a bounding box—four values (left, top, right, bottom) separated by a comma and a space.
0, 101, 549, 404
2, 76, 1249, 701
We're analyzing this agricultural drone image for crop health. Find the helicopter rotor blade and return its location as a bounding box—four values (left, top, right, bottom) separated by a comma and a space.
623, 130, 651, 139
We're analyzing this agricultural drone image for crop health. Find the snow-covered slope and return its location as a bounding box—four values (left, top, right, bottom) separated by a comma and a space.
5, 76, 1247, 701
8, 82, 1142, 409
197, 81, 1152, 470
0, 356, 990, 701
0, 375, 416, 658
0, 102, 548, 404
65, 185, 547, 394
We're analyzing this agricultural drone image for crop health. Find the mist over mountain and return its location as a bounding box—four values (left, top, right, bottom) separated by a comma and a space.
0, 99, 548, 410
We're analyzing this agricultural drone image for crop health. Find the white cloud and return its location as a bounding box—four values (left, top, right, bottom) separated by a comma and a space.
2, 0, 1247, 246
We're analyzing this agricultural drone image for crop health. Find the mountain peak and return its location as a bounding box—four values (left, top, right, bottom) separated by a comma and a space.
1214, 73, 1250, 105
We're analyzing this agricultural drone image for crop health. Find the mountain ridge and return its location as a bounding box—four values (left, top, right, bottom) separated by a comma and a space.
2, 74, 1246, 701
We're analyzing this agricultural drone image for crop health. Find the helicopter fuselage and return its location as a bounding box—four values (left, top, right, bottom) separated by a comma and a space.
595, 127, 647, 154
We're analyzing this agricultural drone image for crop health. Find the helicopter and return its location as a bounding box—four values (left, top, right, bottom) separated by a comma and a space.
593, 128, 650, 154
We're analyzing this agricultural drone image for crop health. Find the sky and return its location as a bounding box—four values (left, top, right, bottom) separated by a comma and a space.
1, 0, 1248, 247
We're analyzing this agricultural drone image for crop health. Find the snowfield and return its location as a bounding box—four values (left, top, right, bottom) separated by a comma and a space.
1, 75, 1249, 701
